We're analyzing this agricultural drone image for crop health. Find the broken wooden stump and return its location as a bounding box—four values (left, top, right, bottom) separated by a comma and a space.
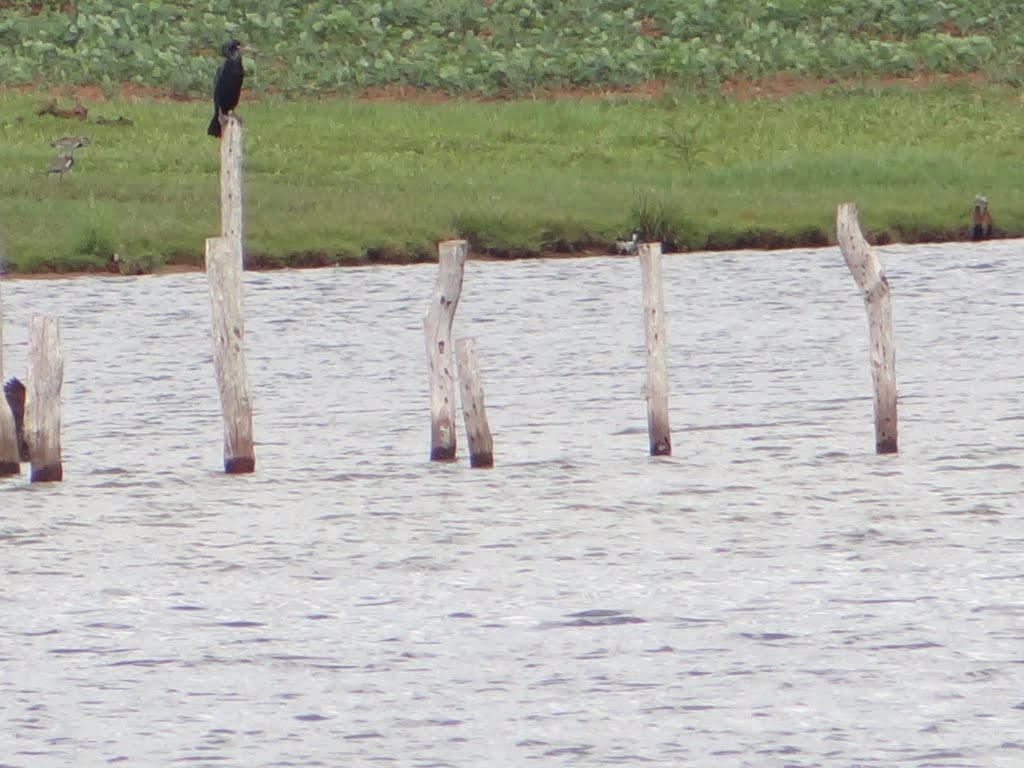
455, 337, 494, 468
836, 203, 898, 454
424, 239, 468, 461
0, 266, 19, 476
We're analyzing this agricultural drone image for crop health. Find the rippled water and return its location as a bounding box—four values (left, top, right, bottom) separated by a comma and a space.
2, 241, 1022, 767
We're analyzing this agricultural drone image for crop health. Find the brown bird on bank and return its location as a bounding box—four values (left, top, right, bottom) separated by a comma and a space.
50, 136, 90, 151
971, 195, 993, 240
46, 154, 74, 180
208, 39, 245, 138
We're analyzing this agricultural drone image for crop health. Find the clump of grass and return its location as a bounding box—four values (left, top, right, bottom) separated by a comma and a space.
115, 242, 167, 275
55, 224, 117, 272
73, 225, 116, 260
628, 196, 698, 251
630, 196, 675, 245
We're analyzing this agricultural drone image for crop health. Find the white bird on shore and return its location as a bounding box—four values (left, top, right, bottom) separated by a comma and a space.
615, 231, 639, 255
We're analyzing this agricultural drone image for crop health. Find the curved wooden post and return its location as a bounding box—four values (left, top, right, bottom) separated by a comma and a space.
836, 203, 898, 454
639, 242, 671, 456
424, 239, 468, 461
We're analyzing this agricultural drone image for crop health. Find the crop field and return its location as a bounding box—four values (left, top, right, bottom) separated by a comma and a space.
3, 1, 1024, 96
2, 1, 1023, 273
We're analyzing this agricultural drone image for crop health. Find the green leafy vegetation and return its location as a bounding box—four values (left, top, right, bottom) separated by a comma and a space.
0, 1, 1022, 95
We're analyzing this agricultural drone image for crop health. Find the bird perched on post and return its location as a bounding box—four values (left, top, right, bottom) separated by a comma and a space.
46, 154, 74, 180
207, 39, 245, 138
971, 195, 993, 240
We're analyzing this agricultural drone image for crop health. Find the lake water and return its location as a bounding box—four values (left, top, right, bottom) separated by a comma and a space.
1, 241, 1022, 767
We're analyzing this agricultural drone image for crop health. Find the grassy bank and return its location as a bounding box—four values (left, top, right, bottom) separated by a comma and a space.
1, 79, 1022, 274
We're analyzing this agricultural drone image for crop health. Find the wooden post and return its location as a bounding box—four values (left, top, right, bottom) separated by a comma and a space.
0, 263, 19, 476
220, 116, 243, 244
638, 242, 671, 456
26, 316, 62, 482
455, 337, 494, 468
424, 239, 468, 461
836, 203, 898, 454
206, 115, 255, 474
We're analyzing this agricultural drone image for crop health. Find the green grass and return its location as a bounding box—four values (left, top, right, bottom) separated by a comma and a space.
2, 80, 1023, 273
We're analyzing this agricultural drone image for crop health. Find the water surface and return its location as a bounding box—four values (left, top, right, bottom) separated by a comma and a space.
1, 241, 1022, 767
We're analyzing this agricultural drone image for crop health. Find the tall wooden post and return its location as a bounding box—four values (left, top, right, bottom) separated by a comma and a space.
638, 242, 671, 456
220, 114, 244, 245
206, 115, 255, 474
455, 337, 494, 468
424, 239, 468, 461
836, 203, 898, 454
26, 316, 62, 482
0, 261, 20, 476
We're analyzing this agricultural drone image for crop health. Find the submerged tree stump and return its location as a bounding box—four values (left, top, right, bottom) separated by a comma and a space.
638, 242, 672, 456
424, 239, 468, 461
455, 337, 494, 468
26, 316, 63, 482
836, 203, 898, 454
0, 267, 19, 476
206, 114, 255, 474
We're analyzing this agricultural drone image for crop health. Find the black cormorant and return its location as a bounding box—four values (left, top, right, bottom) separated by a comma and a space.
207, 39, 245, 138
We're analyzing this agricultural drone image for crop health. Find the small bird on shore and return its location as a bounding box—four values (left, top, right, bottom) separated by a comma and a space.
50, 135, 90, 151
207, 39, 245, 138
615, 231, 639, 255
46, 154, 74, 180
3, 377, 29, 462
972, 195, 993, 240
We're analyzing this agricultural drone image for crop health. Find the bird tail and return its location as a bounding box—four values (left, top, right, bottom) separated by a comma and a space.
208, 111, 222, 138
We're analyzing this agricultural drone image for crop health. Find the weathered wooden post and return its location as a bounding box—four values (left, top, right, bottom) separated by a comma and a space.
836, 203, 898, 454
0, 261, 20, 476
638, 242, 671, 456
206, 115, 255, 474
455, 337, 494, 468
25, 316, 62, 482
424, 239, 468, 461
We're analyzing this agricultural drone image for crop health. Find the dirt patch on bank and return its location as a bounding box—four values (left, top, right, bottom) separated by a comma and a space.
2, 221, 991, 280
1, 71, 998, 106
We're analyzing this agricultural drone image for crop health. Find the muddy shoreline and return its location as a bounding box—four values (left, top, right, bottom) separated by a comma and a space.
0, 222, 990, 281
